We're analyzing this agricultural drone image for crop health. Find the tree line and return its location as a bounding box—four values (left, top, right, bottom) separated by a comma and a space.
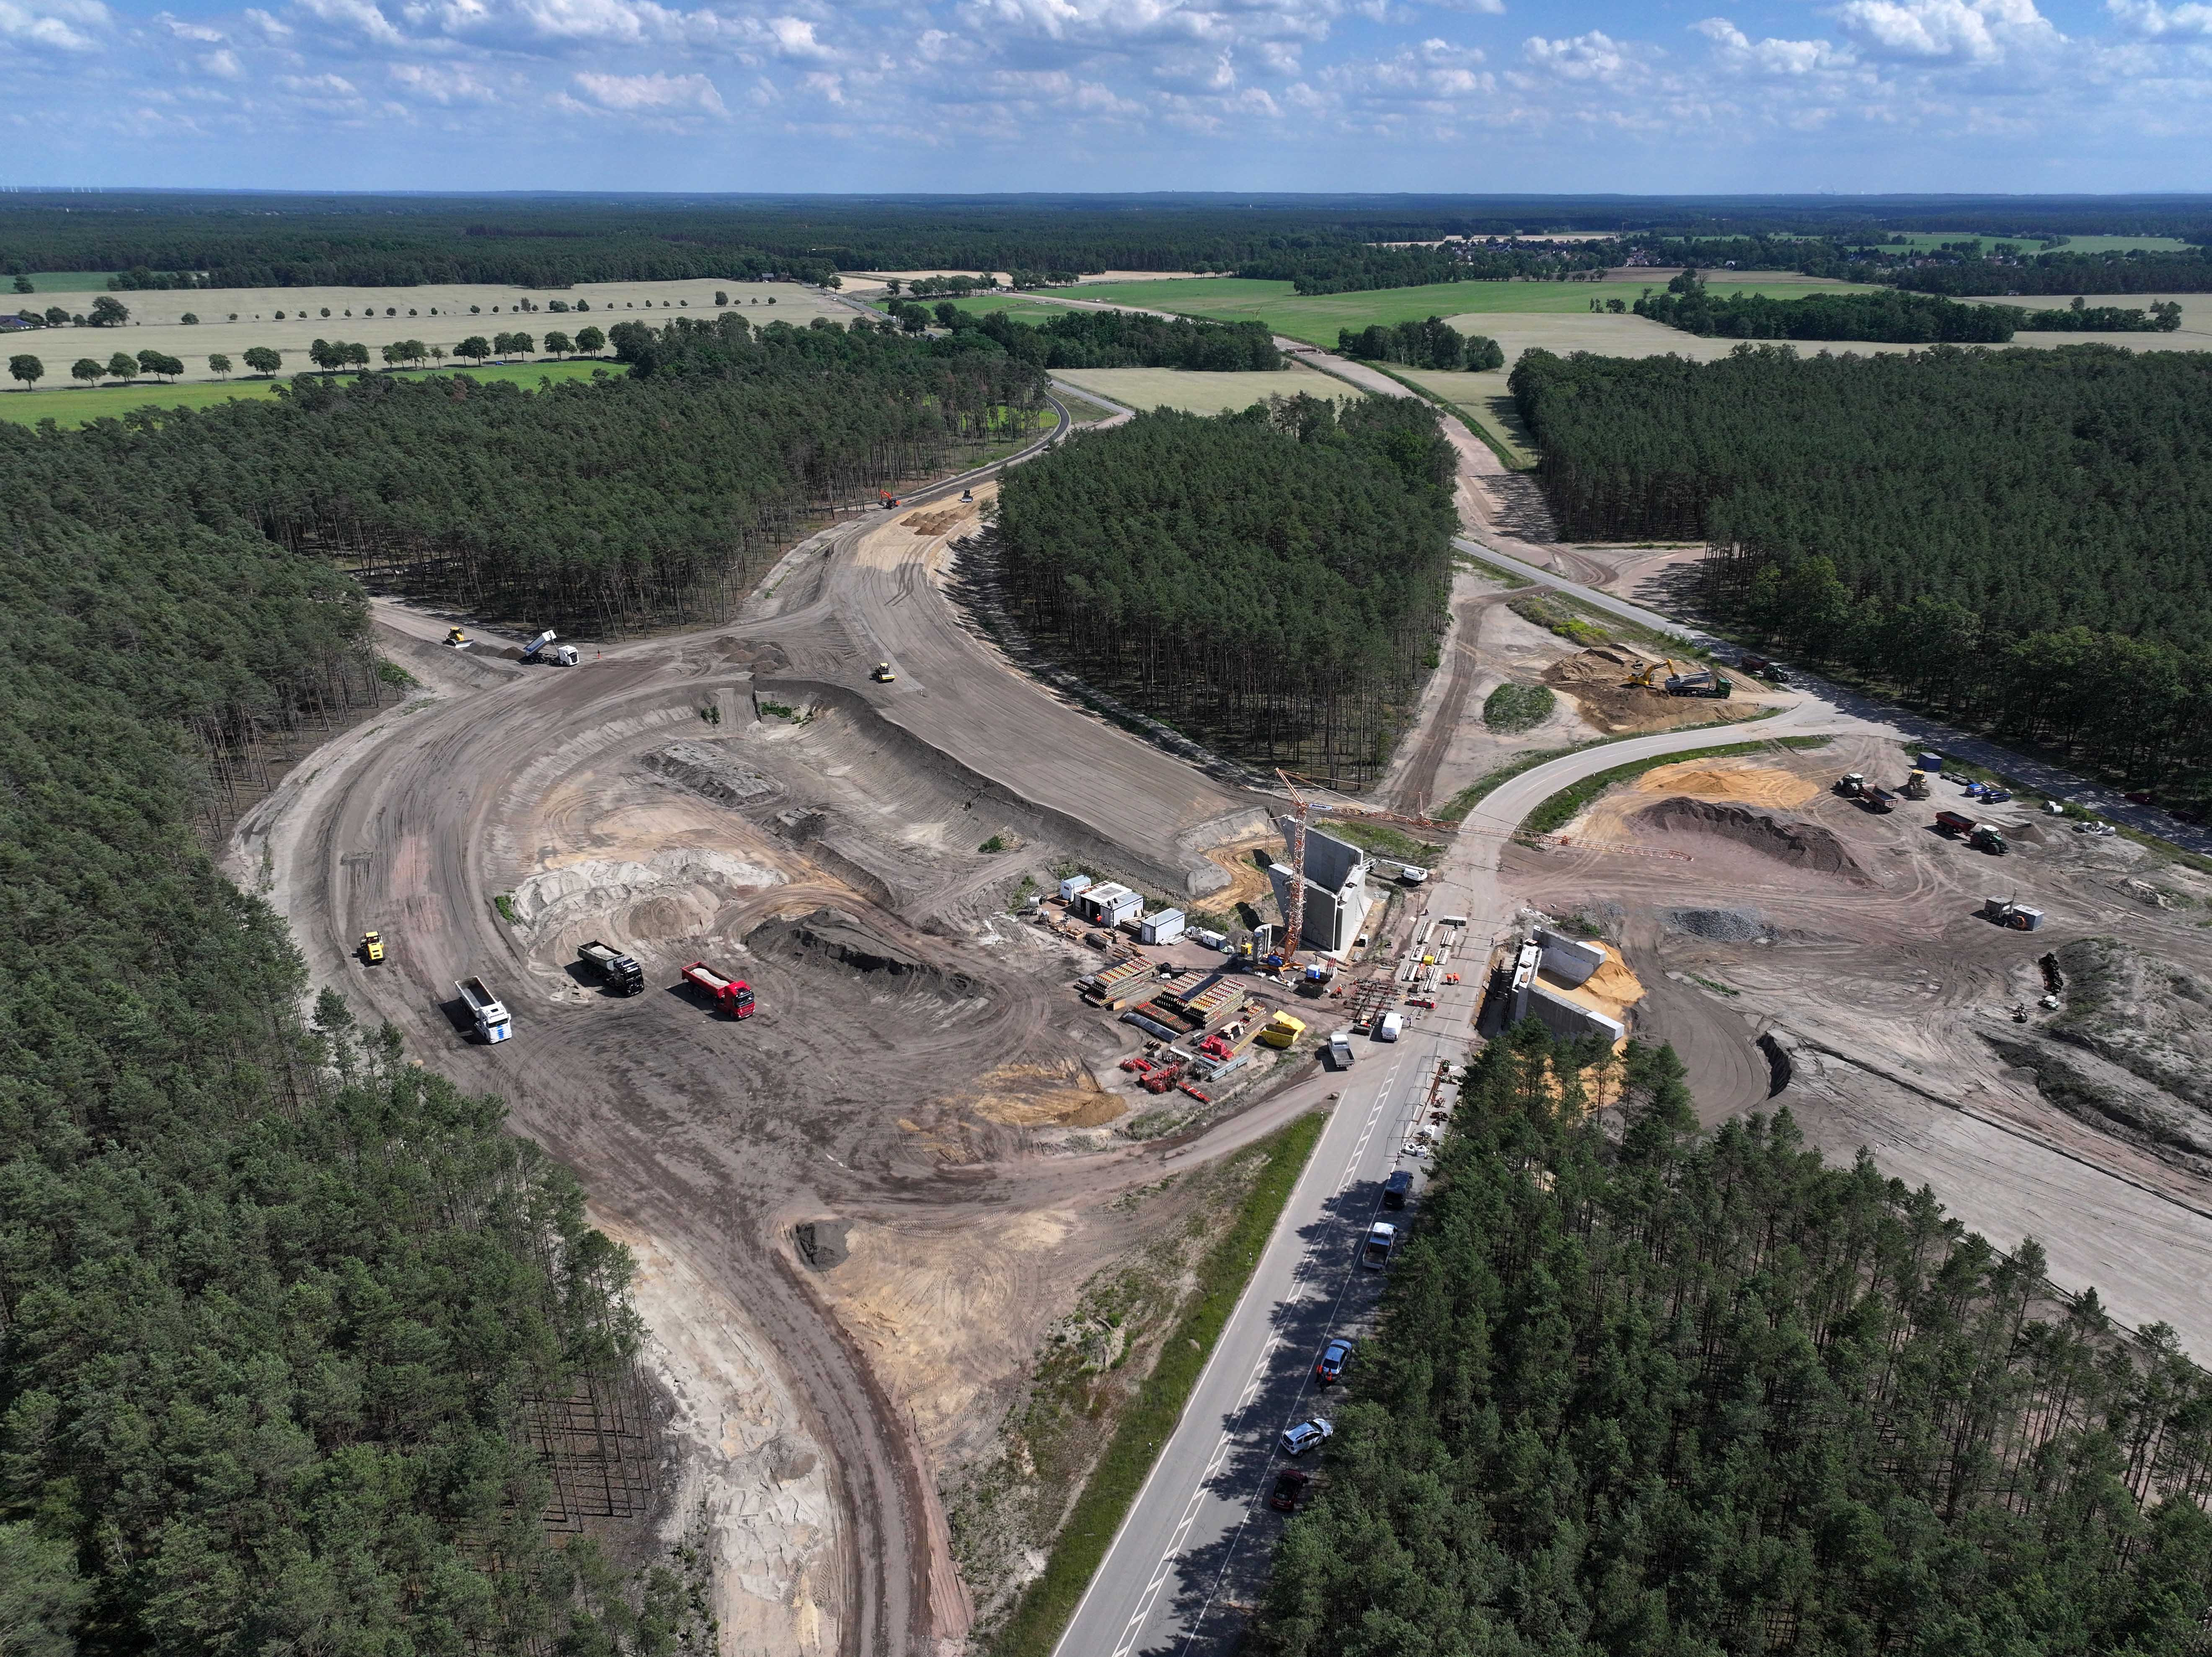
1241, 240, 1614, 294
989, 395, 1457, 786
1254, 1019, 2212, 1657
930, 306, 1283, 370
0, 408, 708, 1649
1635, 274, 2184, 343
1510, 343, 2212, 801
1336, 316, 1504, 371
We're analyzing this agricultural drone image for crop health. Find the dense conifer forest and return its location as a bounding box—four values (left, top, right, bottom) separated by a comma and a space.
0, 408, 712, 1649
1510, 345, 2212, 794
1255, 1022, 2212, 1657
943, 306, 1283, 369
1634, 282, 2018, 343
990, 395, 1456, 785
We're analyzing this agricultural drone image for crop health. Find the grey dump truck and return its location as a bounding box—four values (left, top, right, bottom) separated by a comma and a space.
578, 939, 644, 995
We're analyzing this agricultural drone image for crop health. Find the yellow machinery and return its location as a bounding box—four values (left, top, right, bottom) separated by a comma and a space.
1625, 657, 1678, 690
362, 930, 385, 964
1258, 1012, 1306, 1050
872, 662, 897, 682
444, 627, 470, 648
1902, 771, 1930, 800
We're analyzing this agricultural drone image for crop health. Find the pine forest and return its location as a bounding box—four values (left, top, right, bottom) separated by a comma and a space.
1255, 1022, 2212, 1657
988, 395, 1457, 786
1510, 344, 2212, 797
0, 397, 714, 1648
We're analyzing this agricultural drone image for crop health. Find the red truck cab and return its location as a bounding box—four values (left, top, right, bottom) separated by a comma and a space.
682, 960, 756, 1018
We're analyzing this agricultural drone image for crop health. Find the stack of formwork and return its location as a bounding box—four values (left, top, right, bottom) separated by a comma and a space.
1083, 958, 1155, 1008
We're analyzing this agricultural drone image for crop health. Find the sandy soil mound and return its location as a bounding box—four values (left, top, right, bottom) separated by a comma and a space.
1632, 797, 1871, 881
962, 1061, 1125, 1129
900, 507, 970, 537
641, 740, 781, 807
1543, 648, 1760, 736
512, 848, 785, 936
1635, 760, 1819, 809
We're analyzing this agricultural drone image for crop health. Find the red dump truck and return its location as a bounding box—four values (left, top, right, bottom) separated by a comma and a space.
1935, 811, 2009, 854
682, 960, 756, 1018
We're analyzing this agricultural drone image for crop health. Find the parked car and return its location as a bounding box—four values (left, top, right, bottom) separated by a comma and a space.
1382, 1169, 1413, 1210
1269, 1468, 1312, 1512
1361, 1221, 1398, 1270
1314, 1338, 1352, 1386
1279, 1418, 1334, 1456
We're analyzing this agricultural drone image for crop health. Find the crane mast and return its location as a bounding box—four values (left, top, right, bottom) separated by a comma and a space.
1275, 768, 1310, 970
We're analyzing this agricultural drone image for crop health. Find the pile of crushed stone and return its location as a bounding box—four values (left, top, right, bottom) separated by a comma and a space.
1664, 908, 1771, 943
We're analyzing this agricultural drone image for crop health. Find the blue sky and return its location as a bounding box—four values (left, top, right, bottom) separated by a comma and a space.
2, 0, 2208, 194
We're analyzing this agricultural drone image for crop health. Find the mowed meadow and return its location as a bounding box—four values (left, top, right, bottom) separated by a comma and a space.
0, 359, 615, 428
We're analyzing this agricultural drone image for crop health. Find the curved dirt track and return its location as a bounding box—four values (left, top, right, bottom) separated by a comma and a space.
235, 405, 1280, 1657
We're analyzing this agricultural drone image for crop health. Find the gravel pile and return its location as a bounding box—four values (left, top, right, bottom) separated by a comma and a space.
1665, 907, 1771, 943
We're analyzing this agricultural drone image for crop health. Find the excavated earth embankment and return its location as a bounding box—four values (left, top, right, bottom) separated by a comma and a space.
1632, 796, 1872, 882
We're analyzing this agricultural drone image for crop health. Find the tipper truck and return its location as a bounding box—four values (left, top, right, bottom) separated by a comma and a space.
1935, 811, 2009, 854
456, 976, 512, 1043
519, 629, 580, 666
578, 940, 644, 995
682, 960, 756, 1018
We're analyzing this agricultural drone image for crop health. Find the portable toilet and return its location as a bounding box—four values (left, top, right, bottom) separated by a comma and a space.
1058, 873, 1094, 904
1139, 909, 1186, 945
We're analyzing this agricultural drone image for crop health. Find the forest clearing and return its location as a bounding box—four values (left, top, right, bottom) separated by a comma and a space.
1046, 361, 1356, 413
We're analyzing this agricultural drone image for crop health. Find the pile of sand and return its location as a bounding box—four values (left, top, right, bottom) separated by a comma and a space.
1633, 797, 1871, 881
1635, 761, 1819, 809
901, 507, 970, 537
1548, 646, 1646, 685
963, 1061, 1125, 1129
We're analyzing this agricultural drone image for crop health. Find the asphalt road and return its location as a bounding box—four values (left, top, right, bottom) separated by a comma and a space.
1056, 698, 1882, 1657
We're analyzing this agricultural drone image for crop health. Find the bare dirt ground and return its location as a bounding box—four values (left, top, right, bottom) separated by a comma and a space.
229, 415, 1318, 1657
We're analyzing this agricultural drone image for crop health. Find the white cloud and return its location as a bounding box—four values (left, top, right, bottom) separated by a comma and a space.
294, 0, 406, 45
200, 45, 243, 72
762, 14, 832, 57
277, 69, 358, 90
2108, 0, 2212, 35
1695, 18, 1852, 74
1520, 29, 1648, 84
1832, 0, 2060, 63
572, 66, 727, 112
0, 0, 107, 51
158, 10, 225, 40
242, 5, 289, 34
389, 58, 499, 98
1422, 0, 1502, 12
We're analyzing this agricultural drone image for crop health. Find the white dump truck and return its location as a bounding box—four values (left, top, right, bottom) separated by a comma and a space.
520, 629, 580, 666
456, 976, 513, 1043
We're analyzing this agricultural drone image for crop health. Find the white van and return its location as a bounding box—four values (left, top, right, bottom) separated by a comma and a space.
1375, 1011, 1403, 1043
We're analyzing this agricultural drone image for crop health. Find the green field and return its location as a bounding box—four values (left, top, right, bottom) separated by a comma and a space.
1055, 275, 1880, 346
8, 271, 126, 295
0, 358, 616, 428
939, 291, 1075, 326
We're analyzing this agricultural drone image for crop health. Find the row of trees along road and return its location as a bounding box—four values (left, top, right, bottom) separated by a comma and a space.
991, 394, 1456, 787
909, 303, 1283, 370
1255, 1019, 2212, 1657
1510, 343, 2212, 800
1336, 315, 1505, 371
0, 399, 712, 1647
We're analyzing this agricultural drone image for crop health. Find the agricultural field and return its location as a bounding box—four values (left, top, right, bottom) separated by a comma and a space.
7, 269, 122, 292
3, 276, 842, 385
1063, 272, 1882, 345
1046, 361, 1357, 416
0, 358, 614, 428
934, 291, 1079, 326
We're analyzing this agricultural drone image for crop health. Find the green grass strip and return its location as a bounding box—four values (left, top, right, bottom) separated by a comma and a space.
1356, 359, 1535, 472
1434, 708, 1783, 823
1517, 736, 1831, 840
986, 1109, 1328, 1657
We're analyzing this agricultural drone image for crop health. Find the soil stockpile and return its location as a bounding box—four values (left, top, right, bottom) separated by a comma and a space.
1633, 796, 1871, 881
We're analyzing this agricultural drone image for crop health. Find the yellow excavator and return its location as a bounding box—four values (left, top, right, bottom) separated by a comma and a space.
1624, 656, 1677, 690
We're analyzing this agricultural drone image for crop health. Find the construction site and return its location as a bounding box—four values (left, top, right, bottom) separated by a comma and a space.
218, 367, 2212, 1657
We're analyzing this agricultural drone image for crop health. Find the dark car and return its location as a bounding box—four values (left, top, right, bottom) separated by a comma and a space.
1269, 1468, 1311, 1512
1382, 1169, 1413, 1210
1279, 1418, 1334, 1456
1314, 1338, 1352, 1386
